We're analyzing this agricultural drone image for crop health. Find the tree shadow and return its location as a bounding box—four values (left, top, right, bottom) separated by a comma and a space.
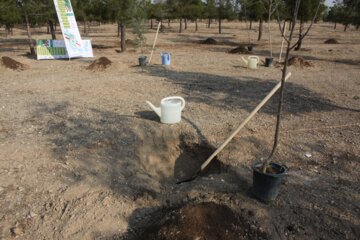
143, 66, 359, 115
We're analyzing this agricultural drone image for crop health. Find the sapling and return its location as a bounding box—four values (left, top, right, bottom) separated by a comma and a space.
260, 0, 322, 173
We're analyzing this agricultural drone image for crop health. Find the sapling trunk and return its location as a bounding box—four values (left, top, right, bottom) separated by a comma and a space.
218, 17, 222, 34
268, 0, 273, 58
258, 19, 263, 41
120, 21, 126, 52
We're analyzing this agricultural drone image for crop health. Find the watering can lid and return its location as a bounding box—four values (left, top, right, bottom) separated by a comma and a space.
162, 98, 181, 105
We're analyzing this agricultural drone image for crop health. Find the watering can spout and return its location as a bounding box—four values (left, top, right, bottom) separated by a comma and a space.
241, 56, 248, 65
146, 101, 161, 118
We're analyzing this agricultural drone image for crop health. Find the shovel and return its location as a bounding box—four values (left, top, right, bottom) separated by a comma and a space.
176, 72, 292, 184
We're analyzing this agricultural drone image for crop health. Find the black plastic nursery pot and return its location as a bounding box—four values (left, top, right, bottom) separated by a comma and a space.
138, 56, 148, 66
265, 57, 274, 67
252, 162, 287, 202
247, 45, 254, 52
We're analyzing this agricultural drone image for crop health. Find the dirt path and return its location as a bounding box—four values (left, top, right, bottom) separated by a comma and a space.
0, 22, 359, 239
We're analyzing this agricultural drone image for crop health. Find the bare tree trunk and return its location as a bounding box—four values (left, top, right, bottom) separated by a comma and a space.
295, 20, 304, 51
258, 19, 263, 41
150, 19, 153, 29
120, 21, 126, 52
344, 24, 348, 32
356, 25, 359, 30
179, 18, 182, 33
249, 20, 252, 30
84, 20, 87, 34
49, 20, 56, 39
195, 19, 198, 32
185, 19, 187, 30
117, 22, 120, 37
168, 19, 170, 27
218, 17, 222, 34
208, 18, 211, 28
47, 25, 50, 34
24, 10, 35, 56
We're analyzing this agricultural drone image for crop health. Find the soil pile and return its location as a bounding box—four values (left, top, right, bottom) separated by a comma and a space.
138, 202, 268, 240
288, 56, 312, 68
1, 56, 29, 71
87, 57, 112, 71
228, 46, 251, 54
202, 38, 217, 45
324, 38, 339, 44
126, 39, 134, 46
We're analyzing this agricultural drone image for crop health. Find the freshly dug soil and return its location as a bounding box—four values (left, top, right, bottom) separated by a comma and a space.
138, 202, 268, 240
1, 56, 29, 71
87, 57, 112, 71
288, 56, 312, 68
324, 38, 339, 44
228, 46, 251, 54
202, 38, 218, 45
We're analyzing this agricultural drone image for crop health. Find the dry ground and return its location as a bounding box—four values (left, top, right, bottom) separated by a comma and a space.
0, 21, 359, 239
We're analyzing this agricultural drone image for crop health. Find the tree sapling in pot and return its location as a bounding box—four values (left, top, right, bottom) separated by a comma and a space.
252, 0, 323, 202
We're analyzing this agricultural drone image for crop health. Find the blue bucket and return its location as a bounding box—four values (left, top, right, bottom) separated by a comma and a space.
161, 52, 171, 65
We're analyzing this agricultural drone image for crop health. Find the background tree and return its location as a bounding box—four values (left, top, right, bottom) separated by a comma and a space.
326, 2, 343, 29
204, 0, 217, 28
0, 0, 22, 36
216, 0, 237, 34
183, 0, 204, 32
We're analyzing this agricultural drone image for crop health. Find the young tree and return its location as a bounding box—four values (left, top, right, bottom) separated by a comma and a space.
261, 0, 323, 172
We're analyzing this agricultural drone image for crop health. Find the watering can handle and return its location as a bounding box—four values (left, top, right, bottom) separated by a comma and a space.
252, 56, 260, 63
162, 96, 186, 110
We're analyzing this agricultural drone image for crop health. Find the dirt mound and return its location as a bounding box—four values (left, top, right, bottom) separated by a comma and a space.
87, 57, 112, 71
228, 46, 251, 54
202, 38, 218, 45
138, 202, 268, 240
288, 56, 312, 68
125, 39, 134, 46
324, 38, 339, 44
1, 56, 28, 71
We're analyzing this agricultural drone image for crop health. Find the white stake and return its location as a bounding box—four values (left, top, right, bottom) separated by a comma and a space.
279, 21, 287, 63
148, 22, 161, 64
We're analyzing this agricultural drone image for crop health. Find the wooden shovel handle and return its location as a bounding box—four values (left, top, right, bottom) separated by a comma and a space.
200, 72, 292, 172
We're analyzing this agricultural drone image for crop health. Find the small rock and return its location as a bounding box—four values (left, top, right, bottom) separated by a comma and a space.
248, 210, 255, 217
28, 211, 37, 218
304, 152, 312, 158
10, 226, 24, 237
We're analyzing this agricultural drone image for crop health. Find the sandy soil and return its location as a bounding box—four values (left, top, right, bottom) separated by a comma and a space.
0, 21, 359, 239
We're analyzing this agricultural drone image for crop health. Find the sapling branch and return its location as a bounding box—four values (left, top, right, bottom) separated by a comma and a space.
276, 9, 289, 44
289, 2, 321, 50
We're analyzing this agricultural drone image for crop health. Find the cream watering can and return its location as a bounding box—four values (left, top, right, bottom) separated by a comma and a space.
146, 96, 186, 124
241, 56, 260, 69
